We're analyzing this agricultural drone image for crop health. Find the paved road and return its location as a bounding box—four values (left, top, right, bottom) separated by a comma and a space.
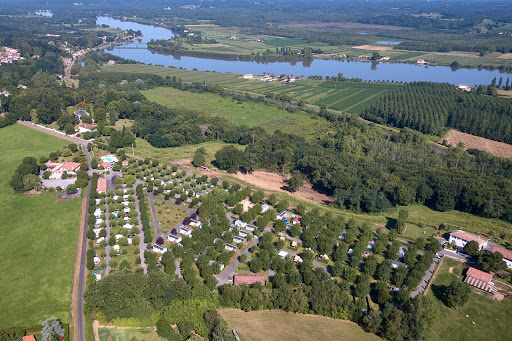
146, 193, 196, 243
133, 182, 148, 274
216, 227, 271, 286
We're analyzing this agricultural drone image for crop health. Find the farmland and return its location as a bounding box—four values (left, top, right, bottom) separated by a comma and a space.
428, 258, 512, 341
141, 87, 331, 137
103, 64, 397, 113
219, 309, 381, 341
0, 124, 82, 329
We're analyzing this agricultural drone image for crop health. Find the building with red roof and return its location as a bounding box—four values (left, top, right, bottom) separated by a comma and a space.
464, 267, 497, 294
491, 246, 512, 269
48, 162, 81, 179
101, 162, 112, 170
19, 335, 37, 341
97, 177, 107, 192
78, 123, 97, 133
448, 230, 488, 250
233, 274, 265, 286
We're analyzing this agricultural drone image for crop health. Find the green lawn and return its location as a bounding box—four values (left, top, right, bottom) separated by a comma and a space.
428, 258, 512, 341
153, 199, 190, 230
131, 138, 243, 166
98, 327, 167, 341
141, 87, 331, 137
0, 124, 82, 329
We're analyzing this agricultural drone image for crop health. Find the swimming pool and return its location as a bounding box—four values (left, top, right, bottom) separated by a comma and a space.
104, 157, 114, 162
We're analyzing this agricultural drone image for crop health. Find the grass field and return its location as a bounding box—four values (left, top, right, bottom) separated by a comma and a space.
141, 87, 331, 137
102, 64, 396, 113
428, 258, 512, 341
219, 309, 381, 341
153, 199, 190, 230
98, 327, 166, 341
131, 138, 242, 165
0, 124, 82, 329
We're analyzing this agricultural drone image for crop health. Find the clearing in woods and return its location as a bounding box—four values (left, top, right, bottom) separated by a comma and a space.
440, 129, 512, 158
219, 309, 381, 341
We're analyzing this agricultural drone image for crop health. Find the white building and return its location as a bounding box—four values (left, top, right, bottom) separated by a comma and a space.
152, 244, 167, 254
448, 230, 488, 250
491, 246, 512, 269
168, 234, 182, 243
178, 226, 192, 237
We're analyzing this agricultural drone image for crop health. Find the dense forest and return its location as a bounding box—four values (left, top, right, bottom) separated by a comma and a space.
362, 82, 512, 143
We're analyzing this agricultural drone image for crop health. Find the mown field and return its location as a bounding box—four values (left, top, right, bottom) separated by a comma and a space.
219, 309, 381, 341
98, 327, 166, 341
102, 64, 396, 113
131, 138, 243, 165
0, 124, 82, 329
428, 258, 512, 341
141, 87, 331, 137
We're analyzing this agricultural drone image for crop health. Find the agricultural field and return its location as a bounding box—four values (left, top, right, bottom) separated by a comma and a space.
219, 309, 381, 341
428, 258, 512, 341
419, 51, 512, 66
141, 87, 331, 137
103, 64, 396, 113
0, 124, 82, 329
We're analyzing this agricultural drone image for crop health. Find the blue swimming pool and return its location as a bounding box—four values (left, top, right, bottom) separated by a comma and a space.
104, 157, 113, 162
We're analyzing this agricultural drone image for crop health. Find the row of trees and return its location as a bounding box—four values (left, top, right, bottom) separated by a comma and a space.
363, 82, 512, 144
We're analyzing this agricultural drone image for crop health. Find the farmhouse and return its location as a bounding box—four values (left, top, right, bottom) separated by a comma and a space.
491, 246, 512, 269
449, 230, 488, 250
234, 274, 265, 285
464, 267, 497, 294
417, 59, 426, 64
243, 74, 253, 79
101, 162, 112, 170
78, 123, 97, 133
358, 55, 371, 59
46, 162, 81, 179
97, 177, 107, 192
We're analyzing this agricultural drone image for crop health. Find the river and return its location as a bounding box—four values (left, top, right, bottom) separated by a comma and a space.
97, 16, 509, 85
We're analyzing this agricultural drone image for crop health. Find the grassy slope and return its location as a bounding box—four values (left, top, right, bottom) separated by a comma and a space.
0, 124, 82, 328
219, 309, 381, 341
141, 87, 330, 138
428, 258, 512, 341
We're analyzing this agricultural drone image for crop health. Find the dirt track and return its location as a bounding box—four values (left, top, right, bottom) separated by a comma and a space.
440, 129, 512, 158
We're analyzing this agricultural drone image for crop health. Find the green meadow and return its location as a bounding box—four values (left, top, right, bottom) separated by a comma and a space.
103, 64, 396, 113
428, 258, 512, 341
0, 124, 82, 329
141, 87, 331, 137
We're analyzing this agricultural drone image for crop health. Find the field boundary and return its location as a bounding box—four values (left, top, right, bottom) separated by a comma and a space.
344, 90, 386, 112
70, 192, 88, 341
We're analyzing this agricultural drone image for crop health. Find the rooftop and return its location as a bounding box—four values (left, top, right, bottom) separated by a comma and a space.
491, 245, 512, 261
97, 177, 107, 192
450, 230, 488, 246
466, 267, 493, 283
234, 274, 265, 285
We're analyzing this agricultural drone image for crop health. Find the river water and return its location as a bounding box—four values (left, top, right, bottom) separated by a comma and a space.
97, 16, 509, 85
